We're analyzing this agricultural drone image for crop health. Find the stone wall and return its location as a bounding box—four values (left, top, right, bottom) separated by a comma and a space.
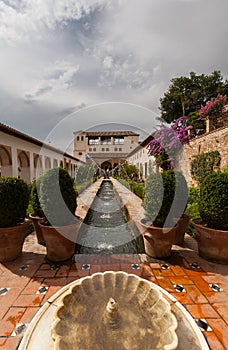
177, 126, 228, 185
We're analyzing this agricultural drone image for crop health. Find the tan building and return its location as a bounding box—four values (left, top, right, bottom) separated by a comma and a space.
0, 122, 81, 183
127, 134, 156, 179
73, 130, 139, 171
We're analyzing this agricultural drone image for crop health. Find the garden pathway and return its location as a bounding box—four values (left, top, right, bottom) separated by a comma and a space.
0, 180, 228, 349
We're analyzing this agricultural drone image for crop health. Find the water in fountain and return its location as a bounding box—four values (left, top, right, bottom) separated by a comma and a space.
76, 180, 140, 254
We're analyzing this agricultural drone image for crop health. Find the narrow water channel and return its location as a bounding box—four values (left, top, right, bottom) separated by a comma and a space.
76, 180, 140, 254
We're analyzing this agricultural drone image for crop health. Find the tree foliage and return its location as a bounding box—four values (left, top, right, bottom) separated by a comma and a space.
30, 178, 44, 217
199, 172, 228, 230
143, 170, 187, 227
0, 177, 29, 227
147, 116, 194, 170
160, 71, 228, 123
190, 151, 221, 186
39, 167, 77, 226
118, 163, 139, 180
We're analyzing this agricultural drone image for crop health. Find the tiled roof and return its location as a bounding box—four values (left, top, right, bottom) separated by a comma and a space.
87, 153, 129, 158
0, 122, 80, 162
86, 131, 139, 137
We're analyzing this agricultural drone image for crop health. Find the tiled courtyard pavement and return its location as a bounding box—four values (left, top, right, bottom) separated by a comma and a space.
1, 233, 228, 349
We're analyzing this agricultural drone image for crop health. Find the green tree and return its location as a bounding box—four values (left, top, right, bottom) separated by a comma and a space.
119, 163, 139, 180
160, 71, 228, 123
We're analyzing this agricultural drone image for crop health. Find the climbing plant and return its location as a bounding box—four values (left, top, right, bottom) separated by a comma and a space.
190, 151, 221, 186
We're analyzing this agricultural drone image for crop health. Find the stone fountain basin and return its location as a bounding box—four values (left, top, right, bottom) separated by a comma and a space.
19, 272, 210, 350
51, 272, 178, 350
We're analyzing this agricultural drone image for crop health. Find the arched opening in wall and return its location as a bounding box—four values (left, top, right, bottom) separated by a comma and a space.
45, 157, 51, 171
53, 159, 58, 168
34, 154, 42, 179
70, 164, 73, 177
73, 165, 76, 179
101, 160, 112, 170
0, 145, 12, 177
64, 159, 70, 172
60, 160, 63, 168
18, 150, 30, 182
101, 161, 112, 177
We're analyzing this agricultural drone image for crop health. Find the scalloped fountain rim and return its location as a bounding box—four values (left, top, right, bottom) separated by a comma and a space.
51, 271, 178, 350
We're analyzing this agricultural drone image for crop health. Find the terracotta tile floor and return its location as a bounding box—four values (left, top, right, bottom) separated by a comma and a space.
1, 232, 228, 350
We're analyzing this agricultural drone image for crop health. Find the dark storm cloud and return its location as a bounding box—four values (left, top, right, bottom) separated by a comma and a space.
0, 0, 227, 148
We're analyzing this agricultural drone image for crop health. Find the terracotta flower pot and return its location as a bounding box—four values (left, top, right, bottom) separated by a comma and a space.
38, 219, 81, 262
173, 214, 190, 245
29, 213, 46, 246
191, 218, 228, 264
137, 219, 177, 259
0, 220, 29, 262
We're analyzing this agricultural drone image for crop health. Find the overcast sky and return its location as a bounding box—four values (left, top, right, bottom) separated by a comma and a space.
0, 0, 227, 150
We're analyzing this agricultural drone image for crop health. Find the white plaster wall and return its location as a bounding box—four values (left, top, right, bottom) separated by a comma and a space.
127, 148, 156, 179
0, 131, 79, 183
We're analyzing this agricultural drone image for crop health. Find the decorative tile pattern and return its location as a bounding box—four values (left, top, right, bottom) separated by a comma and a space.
174, 284, 186, 293
160, 263, 170, 270
1, 229, 228, 350
36, 286, 49, 295
131, 263, 140, 270
0, 288, 9, 296
190, 263, 200, 269
197, 318, 212, 332
11, 322, 27, 336
209, 283, 223, 292
82, 264, 91, 270
19, 265, 29, 271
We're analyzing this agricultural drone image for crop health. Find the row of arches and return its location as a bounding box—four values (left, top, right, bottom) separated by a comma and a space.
0, 145, 77, 183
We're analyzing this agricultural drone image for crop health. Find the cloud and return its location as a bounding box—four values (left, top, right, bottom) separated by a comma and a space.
0, 0, 108, 42
0, 0, 227, 149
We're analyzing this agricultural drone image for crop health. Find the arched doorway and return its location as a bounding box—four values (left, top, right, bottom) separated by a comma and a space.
45, 157, 51, 171
0, 145, 12, 177
18, 150, 30, 182
34, 154, 43, 179
53, 159, 58, 168
101, 161, 112, 171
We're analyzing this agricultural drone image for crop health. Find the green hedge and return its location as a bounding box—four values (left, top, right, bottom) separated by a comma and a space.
190, 151, 221, 185
143, 170, 188, 227
30, 178, 44, 217
0, 177, 29, 227
199, 172, 228, 229
39, 168, 77, 226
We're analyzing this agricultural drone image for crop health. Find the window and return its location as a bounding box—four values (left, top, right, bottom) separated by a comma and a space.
119, 148, 122, 151
102, 148, 105, 151
101, 137, 111, 145
81, 136, 84, 141
106, 148, 109, 151
114, 137, 124, 144
114, 148, 118, 151
89, 148, 92, 152
93, 148, 96, 152
79, 152, 82, 155
88, 138, 99, 145
76, 136, 80, 141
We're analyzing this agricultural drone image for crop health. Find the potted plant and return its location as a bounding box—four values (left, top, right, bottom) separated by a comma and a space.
137, 170, 186, 258
191, 172, 228, 264
0, 177, 30, 262
172, 172, 189, 245
29, 178, 45, 245
38, 167, 81, 262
